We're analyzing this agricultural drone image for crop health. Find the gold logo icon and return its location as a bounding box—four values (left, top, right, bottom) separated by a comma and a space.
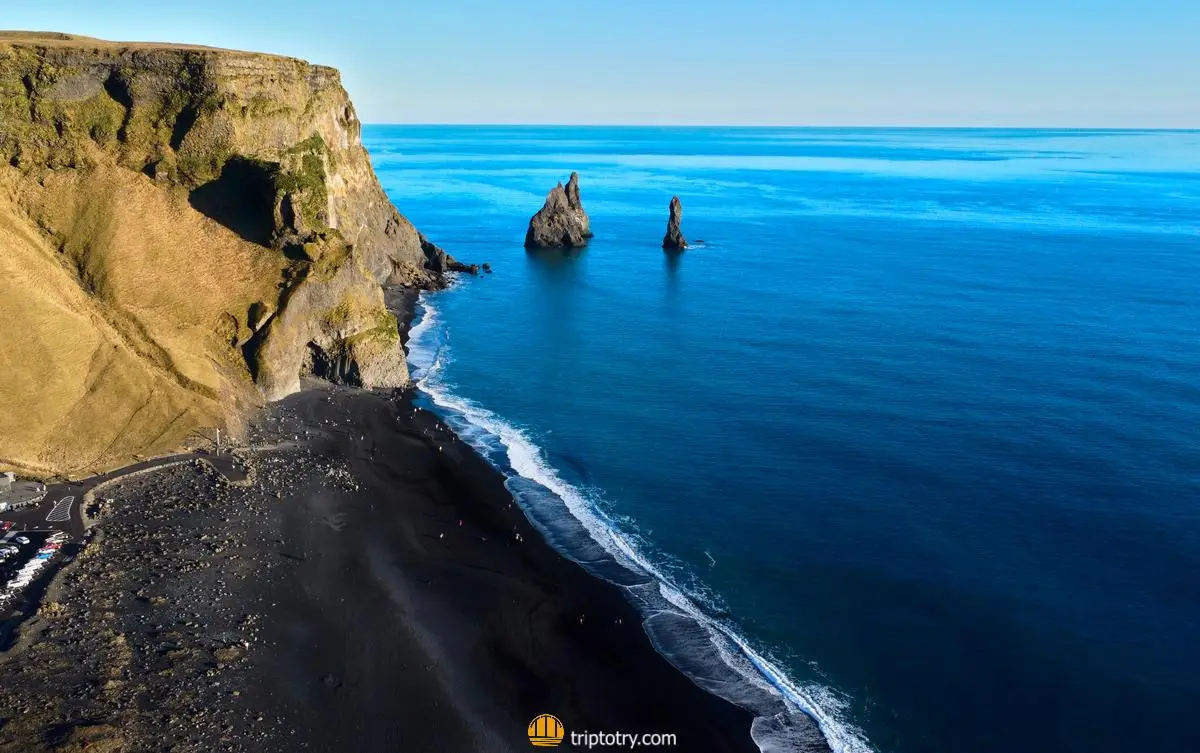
528, 714, 565, 747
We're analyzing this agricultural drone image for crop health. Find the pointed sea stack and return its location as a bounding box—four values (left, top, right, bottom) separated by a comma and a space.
524, 172, 593, 248
662, 196, 688, 250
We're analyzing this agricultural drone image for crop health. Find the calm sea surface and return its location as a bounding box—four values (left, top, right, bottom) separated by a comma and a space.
365, 126, 1200, 753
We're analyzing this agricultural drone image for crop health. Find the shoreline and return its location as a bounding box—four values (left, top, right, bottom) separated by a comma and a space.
256, 384, 765, 750
404, 285, 839, 753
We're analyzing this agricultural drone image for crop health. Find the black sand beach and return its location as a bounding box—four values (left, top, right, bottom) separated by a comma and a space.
0, 382, 761, 752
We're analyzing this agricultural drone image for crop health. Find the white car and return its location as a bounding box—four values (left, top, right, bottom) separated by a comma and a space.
14, 536, 29, 545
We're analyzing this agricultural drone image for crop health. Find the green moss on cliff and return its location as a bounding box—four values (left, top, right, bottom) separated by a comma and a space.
175, 126, 234, 185
320, 294, 397, 343
240, 93, 290, 118
0, 48, 231, 179
0, 50, 71, 166
348, 312, 400, 348
321, 294, 359, 331
309, 236, 350, 281
276, 134, 329, 229
73, 93, 125, 145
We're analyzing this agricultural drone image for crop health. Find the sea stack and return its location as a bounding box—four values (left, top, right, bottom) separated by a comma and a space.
662, 196, 688, 250
524, 171, 593, 248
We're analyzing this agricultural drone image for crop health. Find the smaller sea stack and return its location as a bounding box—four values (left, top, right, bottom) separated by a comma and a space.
525, 172, 593, 248
662, 195, 688, 250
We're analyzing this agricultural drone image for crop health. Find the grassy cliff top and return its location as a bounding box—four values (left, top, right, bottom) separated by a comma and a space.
0, 31, 321, 67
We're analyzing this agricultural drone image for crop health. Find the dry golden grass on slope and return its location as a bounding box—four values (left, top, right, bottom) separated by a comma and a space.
0, 161, 284, 478
29, 166, 287, 388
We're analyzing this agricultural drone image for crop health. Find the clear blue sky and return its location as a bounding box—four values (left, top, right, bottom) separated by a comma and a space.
6, 1, 1198, 126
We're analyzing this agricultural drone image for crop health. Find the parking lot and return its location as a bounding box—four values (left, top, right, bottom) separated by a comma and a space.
0, 527, 69, 611
1, 481, 83, 537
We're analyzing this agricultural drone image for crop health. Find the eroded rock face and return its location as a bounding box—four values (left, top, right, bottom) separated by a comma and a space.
0, 33, 451, 474
525, 171, 593, 248
663, 196, 688, 250
419, 234, 480, 277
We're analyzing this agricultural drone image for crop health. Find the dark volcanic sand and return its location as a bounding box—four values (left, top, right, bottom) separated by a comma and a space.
385, 285, 420, 346
0, 384, 759, 752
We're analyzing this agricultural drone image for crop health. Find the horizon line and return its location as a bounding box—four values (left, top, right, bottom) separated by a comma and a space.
363, 122, 1200, 131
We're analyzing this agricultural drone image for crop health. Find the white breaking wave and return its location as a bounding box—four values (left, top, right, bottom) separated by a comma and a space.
405, 299, 439, 360
407, 291, 876, 753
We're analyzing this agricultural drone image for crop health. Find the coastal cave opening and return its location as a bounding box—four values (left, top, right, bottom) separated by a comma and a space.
188, 157, 279, 246
302, 342, 361, 387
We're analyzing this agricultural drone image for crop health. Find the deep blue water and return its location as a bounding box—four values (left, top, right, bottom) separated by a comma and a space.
365, 126, 1200, 753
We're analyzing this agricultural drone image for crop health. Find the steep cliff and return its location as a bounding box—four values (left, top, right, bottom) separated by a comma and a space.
0, 32, 452, 476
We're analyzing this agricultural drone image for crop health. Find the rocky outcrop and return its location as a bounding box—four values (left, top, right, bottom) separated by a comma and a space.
662, 196, 687, 250
524, 171, 592, 248
420, 233, 480, 276
0, 33, 454, 475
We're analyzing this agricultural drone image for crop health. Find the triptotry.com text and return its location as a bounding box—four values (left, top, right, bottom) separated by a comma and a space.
569, 731, 677, 749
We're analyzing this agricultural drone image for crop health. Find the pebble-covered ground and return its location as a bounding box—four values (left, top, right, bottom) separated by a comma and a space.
0, 423, 361, 752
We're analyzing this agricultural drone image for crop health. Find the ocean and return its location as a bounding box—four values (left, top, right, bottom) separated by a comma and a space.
364, 126, 1200, 753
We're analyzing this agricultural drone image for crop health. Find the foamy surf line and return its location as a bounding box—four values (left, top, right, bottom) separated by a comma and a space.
407, 291, 875, 753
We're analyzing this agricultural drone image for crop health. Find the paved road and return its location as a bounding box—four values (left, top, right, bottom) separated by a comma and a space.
1, 451, 249, 536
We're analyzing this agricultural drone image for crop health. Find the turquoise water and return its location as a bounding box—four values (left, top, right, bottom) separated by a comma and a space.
366, 126, 1200, 753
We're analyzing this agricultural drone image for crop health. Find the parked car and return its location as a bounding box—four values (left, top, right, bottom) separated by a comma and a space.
0, 521, 12, 532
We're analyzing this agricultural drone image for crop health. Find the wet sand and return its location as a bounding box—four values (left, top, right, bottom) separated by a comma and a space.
0, 383, 759, 752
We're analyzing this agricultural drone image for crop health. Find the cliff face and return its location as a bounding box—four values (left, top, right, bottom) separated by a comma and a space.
0, 33, 446, 476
